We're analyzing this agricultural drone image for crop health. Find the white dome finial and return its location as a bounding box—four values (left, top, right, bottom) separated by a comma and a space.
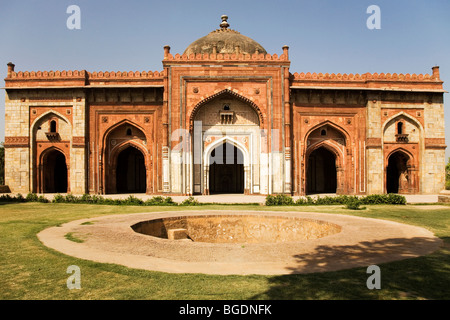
220, 15, 229, 29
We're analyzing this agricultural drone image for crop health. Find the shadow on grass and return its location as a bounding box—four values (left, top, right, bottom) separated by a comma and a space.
252, 236, 449, 300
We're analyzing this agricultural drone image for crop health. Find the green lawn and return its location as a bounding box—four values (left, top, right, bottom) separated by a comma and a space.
0, 202, 449, 300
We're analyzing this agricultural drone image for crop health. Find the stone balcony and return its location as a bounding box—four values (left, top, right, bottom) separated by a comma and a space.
220, 111, 235, 124
45, 132, 60, 141
395, 134, 409, 143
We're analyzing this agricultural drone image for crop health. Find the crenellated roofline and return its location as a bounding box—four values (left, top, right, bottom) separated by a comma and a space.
290, 67, 444, 92
163, 52, 289, 62
4, 67, 165, 88
291, 70, 441, 82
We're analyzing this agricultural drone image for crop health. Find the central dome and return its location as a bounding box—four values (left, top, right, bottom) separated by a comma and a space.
183, 15, 267, 56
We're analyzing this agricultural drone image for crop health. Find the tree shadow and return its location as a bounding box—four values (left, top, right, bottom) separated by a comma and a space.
252, 236, 448, 300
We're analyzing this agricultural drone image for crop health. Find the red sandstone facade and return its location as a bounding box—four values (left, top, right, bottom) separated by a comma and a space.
3, 16, 447, 196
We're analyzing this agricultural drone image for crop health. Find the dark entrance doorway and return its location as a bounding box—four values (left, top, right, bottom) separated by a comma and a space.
386, 151, 409, 194
43, 150, 68, 193
307, 147, 337, 194
209, 143, 244, 194
116, 146, 146, 193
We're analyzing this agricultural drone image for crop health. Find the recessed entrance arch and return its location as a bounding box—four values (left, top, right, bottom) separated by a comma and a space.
42, 149, 68, 193
208, 142, 244, 194
386, 150, 411, 194
306, 147, 337, 194
116, 146, 146, 193
303, 122, 348, 195
191, 90, 260, 195
103, 120, 149, 194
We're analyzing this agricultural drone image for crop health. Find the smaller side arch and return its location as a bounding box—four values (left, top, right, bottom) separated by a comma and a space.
382, 112, 422, 194
305, 141, 343, 195
105, 141, 149, 194
113, 144, 147, 194
38, 147, 69, 194
302, 121, 350, 195
101, 120, 150, 194
385, 147, 418, 194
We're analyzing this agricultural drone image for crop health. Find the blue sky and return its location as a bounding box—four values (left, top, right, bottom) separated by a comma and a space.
1, 0, 449, 159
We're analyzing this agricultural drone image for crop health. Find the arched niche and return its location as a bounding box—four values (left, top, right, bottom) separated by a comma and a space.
102, 121, 149, 194
304, 121, 349, 195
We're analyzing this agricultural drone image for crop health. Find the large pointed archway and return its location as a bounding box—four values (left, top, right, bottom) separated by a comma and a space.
190, 90, 260, 195
208, 142, 244, 194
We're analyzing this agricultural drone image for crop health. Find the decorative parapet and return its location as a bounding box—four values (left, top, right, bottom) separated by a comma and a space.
6, 69, 164, 80
87, 70, 164, 86
88, 70, 164, 79
4, 63, 164, 88
291, 71, 439, 82
290, 67, 444, 91
164, 52, 289, 62
9, 70, 86, 79
5, 69, 88, 87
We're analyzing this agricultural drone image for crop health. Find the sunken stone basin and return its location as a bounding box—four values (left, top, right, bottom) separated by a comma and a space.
37, 211, 443, 275
131, 215, 342, 243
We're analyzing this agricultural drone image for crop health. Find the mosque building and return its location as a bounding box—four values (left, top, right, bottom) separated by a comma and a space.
3, 16, 446, 196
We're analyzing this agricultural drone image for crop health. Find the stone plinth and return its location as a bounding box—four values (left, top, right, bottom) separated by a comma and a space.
167, 228, 189, 240
438, 190, 450, 203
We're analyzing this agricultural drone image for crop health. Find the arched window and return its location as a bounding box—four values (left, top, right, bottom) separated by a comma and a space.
397, 122, 403, 135
126, 128, 132, 136
321, 129, 327, 136
50, 120, 57, 133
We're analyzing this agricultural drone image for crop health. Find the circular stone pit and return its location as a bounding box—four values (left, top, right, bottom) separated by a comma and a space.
131, 215, 342, 243
37, 211, 442, 275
